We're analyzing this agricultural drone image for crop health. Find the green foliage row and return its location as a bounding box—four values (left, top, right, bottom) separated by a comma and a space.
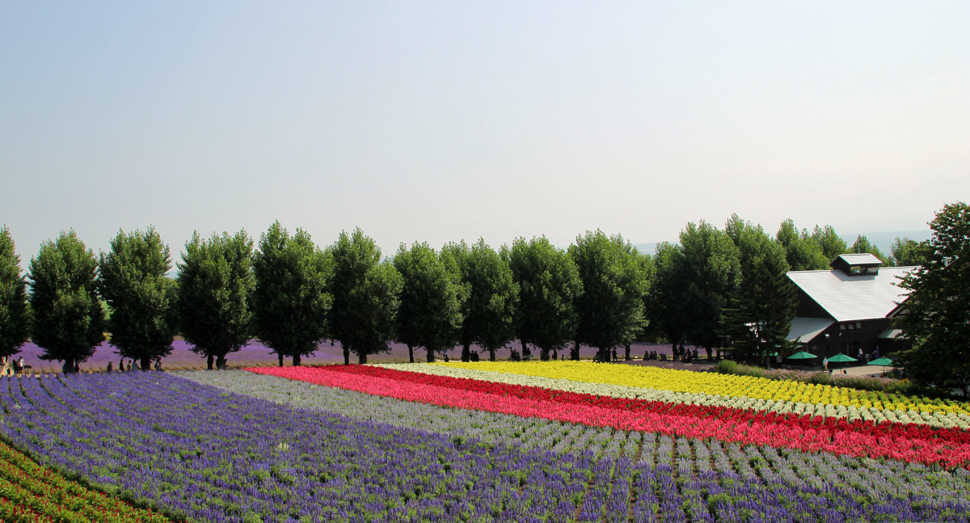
0, 210, 940, 371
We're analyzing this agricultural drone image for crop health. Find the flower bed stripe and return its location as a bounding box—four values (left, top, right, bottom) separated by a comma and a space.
436, 361, 970, 416
249, 365, 970, 468
339, 364, 970, 446
379, 363, 968, 429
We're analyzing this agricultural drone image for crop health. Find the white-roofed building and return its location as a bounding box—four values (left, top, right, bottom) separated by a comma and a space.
785, 254, 914, 358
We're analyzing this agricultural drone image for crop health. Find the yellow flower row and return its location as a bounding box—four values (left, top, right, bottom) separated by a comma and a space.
436, 361, 970, 416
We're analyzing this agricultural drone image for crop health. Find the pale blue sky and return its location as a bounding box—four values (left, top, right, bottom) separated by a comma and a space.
2, 1, 968, 264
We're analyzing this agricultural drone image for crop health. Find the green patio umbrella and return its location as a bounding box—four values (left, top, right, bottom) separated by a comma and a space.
827, 353, 858, 363
786, 351, 817, 360
868, 357, 893, 366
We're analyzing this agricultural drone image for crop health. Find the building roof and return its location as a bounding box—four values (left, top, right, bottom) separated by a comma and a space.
786, 317, 834, 343
787, 266, 915, 322
833, 253, 883, 266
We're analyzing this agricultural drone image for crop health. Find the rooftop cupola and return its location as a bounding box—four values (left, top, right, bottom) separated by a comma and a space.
830, 253, 882, 276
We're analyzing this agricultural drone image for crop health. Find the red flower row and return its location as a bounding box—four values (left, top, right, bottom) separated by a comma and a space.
326, 364, 970, 445
248, 365, 970, 468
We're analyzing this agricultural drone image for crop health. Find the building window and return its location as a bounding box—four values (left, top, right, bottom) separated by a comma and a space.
856, 322, 862, 329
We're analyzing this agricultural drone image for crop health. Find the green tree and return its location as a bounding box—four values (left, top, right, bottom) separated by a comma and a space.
0, 227, 30, 359
812, 225, 848, 262
890, 237, 927, 267
649, 242, 688, 347
851, 235, 890, 265
394, 242, 465, 363
98, 227, 179, 371
723, 216, 797, 365
635, 250, 656, 346
327, 228, 402, 365
28, 230, 105, 373
896, 202, 970, 397
679, 221, 741, 351
505, 236, 582, 360
446, 239, 518, 362
776, 219, 828, 271
177, 230, 255, 370
569, 230, 649, 362
253, 222, 333, 367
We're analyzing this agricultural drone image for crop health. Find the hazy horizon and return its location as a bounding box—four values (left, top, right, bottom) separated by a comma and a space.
2, 2, 967, 265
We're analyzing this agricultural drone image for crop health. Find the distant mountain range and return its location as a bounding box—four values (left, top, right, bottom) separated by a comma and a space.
631, 229, 932, 257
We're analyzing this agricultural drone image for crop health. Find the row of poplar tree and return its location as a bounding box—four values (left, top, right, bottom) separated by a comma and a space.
0, 217, 921, 373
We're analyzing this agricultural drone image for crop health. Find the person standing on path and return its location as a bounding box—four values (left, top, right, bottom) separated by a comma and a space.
822, 357, 829, 371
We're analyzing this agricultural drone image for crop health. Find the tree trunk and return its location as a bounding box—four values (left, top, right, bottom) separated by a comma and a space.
216, 355, 227, 370
293, 353, 301, 367
571, 339, 581, 360
552, 348, 558, 360
407, 344, 414, 364
358, 352, 367, 365
278, 353, 284, 367
343, 345, 350, 366
207, 355, 214, 370
62, 358, 75, 374
706, 347, 713, 361
426, 348, 435, 363
520, 339, 530, 359
624, 344, 631, 361
461, 343, 471, 362
488, 348, 496, 361
140, 356, 151, 371
540, 347, 549, 361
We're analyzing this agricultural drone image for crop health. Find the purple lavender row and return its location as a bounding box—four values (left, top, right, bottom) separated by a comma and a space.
0, 373, 591, 522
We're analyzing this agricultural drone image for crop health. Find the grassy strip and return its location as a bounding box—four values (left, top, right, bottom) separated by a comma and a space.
713, 360, 959, 400
0, 439, 176, 523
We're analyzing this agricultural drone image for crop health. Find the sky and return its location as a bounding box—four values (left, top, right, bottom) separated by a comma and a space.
2, 1, 968, 266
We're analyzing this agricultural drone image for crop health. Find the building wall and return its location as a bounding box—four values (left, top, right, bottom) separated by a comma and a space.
803, 318, 898, 359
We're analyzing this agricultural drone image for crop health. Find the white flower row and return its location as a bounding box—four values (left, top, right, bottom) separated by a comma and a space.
373, 363, 970, 431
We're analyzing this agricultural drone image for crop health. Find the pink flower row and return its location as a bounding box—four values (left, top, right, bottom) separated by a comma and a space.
248, 365, 970, 468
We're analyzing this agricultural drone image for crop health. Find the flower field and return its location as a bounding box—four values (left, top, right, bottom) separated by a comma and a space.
434, 361, 969, 418
383, 363, 967, 429
1, 362, 970, 522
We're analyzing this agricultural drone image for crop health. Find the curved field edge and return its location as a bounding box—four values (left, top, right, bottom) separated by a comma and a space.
205, 369, 970, 522
3, 371, 968, 522
0, 437, 178, 523
0, 373, 635, 523
249, 365, 970, 468
434, 361, 970, 417
187, 369, 970, 486
380, 363, 967, 429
